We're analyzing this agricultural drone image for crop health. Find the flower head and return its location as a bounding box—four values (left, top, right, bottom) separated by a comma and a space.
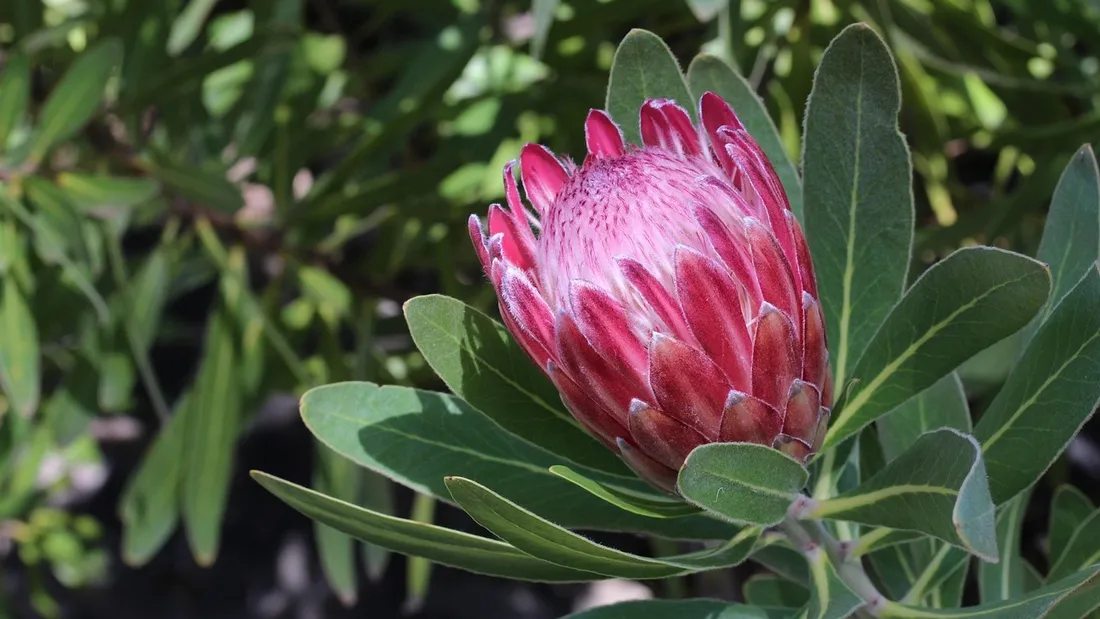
469, 93, 831, 492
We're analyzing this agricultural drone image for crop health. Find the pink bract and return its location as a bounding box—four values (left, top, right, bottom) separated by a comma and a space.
469, 93, 831, 493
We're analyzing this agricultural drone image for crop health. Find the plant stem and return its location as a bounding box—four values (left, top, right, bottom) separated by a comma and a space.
780, 497, 888, 617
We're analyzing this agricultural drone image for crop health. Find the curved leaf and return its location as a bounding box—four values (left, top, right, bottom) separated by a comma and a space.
823, 247, 1050, 450
877, 373, 970, 462
0, 277, 39, 418
811, 429, 997, 561
549, 465, 700, 519
252, 472, 600, 582
563, 600, 770, 619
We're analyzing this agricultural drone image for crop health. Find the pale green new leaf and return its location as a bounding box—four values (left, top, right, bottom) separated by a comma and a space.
253, 472, 601, 582
606, 29, 694, 145
686, 54, 802, 220
677, 443, 809, 526
811, 429, 997, 561
976, 265, 1100, 504
803, 24, 914, 391
823, 247, 1049, 450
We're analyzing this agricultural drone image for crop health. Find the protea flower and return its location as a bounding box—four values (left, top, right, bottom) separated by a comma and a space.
468, 93, 831, 493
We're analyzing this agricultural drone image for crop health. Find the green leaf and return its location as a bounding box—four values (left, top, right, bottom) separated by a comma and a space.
0, 277, 39, 418
549, 465, 701, 519
529, 0, 558, 60
751, 544, 811, 586
1048, 508, 1100, 582
849, 528, 923, 559
979, 492, 1031, 603
252, 471, 601, 582
299, 382, 735, 540
1048, 485, 1094, 573
141, 156, 243, 214
563, 600, 770, 619
444, 476, 760, 579
803, 24, 914, 391
976, 264, 1100, 504
879, 563, 1100, 618
313, 442, 360, 605
23, 176, 90, 262
118, 394, 188, 566
605, 29, 694, 145
0, 52, 30, 149
167, 0, 218, 56
1032, 145, 1100, 328
677, 443, 809, 526
402, 295, 629, 477
823, 247, 1050, 450
686, 54, 802, 220
181, 303, 241, 565
360, 470, 393, 581
232, 0, 299, 157
54, 173, 160, 217
28, 38, 122, 163
805, 548, 863, 619
811, 428, 997, 561
876, 373, 969, 462
405, 492, 435, 613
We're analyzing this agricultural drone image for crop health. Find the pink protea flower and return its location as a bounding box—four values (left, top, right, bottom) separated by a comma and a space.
468, 93, 831, 493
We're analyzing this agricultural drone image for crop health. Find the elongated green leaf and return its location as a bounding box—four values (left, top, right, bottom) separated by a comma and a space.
1033, 145, 1100, 327
823, 247, 1050, 450
55, 173, 160, 216
564, 600, 770, 618
182, 303, 241, 565
299, 382, 734, 540
550, 465, 700, 519
361, 470, 393, 581
405, 492, 435, 613
806, 548, 863, 619
402, 295, 628, 476
877, 373, 969, 462
28, 39, 122, 162
0, 277, 38, 418
445, 476, 760, 579
313, 442, 359, 605
678, 443, 808, 526
686, 54, 802, 220
606, 29, 694, 145
232, 0, 298, 157
976, 265, 1100, 504
253, 471, 600, 582
118, 394, 188, 566
751, 544, 811, 586
980, 492, 1031, 603
141, 156, 243, 214
879, 563, 1100, 618
0, 52, 30, 148
167, 0, 218, 55
529, 0, 558, 60
803, 24, 914, 391
1048, 485, 1094, 572
811, 429, 997, 561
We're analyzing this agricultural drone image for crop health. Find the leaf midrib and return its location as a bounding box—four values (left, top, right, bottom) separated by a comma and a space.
812, 484, 959, 518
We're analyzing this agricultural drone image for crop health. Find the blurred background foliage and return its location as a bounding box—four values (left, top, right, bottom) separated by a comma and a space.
0, 0, 1097, 616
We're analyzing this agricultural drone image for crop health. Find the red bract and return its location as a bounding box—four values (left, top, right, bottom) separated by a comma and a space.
469, 93, 831, 493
